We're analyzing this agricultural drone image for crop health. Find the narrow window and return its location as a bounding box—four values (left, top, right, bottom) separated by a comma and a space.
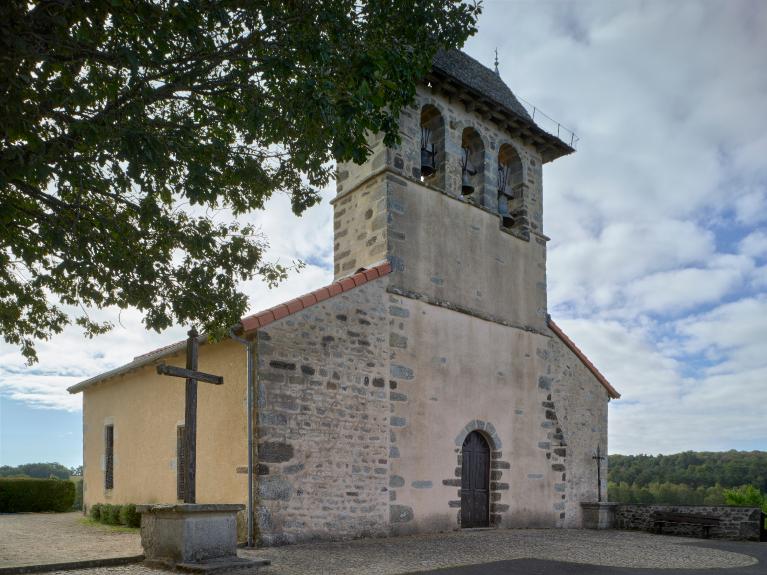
104, 425, 114, 490
176, 425, 186, 500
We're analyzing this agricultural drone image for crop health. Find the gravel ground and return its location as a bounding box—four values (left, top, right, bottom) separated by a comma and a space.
244, 529, 758, 574
0, 512, 142, 568
32, 527, 758, 575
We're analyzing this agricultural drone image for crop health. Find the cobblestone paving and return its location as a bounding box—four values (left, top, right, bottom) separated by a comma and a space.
0, 512, 142, 567
39, 528, 757, 575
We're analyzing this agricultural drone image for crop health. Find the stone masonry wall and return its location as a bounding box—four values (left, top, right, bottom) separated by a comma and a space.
255, 278, 390, 545
333, 173, 388, 279
543, 330, 610, 528
616, 505, 763, 541
334, 86, 549, 333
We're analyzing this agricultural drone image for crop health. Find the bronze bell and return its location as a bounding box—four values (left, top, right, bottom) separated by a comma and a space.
421, 146, 435, 177
461, 146, 477, 195
461, 171, 474, 195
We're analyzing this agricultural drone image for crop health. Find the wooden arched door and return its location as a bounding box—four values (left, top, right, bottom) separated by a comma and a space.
461, 431, 490, 528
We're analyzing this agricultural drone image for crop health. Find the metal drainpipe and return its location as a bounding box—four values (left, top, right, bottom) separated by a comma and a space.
229, 326, 255, 548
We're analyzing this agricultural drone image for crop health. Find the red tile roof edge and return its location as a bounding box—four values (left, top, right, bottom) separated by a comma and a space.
547, 318, 621, 399
238, 261, 392, 333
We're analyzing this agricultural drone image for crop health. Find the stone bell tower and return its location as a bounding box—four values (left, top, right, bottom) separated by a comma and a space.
332, 50, 573, 335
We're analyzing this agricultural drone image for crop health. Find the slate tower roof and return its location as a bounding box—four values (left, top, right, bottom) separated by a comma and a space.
432, 49, 532, 121
429, 49, 574, 163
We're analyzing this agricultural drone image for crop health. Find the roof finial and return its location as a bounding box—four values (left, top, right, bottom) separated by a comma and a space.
494, 48, 500, 76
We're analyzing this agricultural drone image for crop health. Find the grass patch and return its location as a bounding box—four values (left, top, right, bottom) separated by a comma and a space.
78, 517, 139, 533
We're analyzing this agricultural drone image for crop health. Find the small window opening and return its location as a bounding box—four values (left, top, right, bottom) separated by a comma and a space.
461, 128, 484, 198
104, 425, 114, 490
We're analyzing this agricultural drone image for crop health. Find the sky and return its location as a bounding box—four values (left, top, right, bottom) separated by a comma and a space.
1, 0, 766, 468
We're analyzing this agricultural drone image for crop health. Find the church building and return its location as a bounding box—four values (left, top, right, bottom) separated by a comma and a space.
69, 50, 620, 546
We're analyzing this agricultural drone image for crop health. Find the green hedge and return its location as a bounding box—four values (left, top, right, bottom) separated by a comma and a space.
71, 479, 83, 511
0, 478, 75, 512
88, 502, 141, 528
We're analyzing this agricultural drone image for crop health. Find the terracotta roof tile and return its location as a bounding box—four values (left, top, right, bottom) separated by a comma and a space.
312, 288, 331, 303
339, 277, 356, 291
547, 318, 620, 399
299, 294, 317, 307
285, 298, 303, 314
271, 305, 290, 321
238, 260, 392, 334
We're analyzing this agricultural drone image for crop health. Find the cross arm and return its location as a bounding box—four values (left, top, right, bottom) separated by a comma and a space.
156, 364, 224, 385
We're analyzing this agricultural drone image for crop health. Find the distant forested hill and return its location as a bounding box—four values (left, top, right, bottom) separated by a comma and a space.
608, 451, 767, 491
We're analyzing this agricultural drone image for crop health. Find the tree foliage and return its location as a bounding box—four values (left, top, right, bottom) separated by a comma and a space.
609, 451, 767, 492
0, 461, 72, 480
608, 481, 730, 506
0, 0, 480, 362
724, 485, 767, 513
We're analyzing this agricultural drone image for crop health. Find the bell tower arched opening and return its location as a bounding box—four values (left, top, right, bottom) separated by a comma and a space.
420, 105, 446, 190
460, 127, 484, 199
497, 143, 525, 231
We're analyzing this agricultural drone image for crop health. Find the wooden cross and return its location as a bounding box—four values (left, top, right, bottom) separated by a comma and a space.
156, 328, 223, 503
593, 443, 606, 502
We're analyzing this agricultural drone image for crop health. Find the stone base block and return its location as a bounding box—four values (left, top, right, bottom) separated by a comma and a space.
176, 557, 271, 573
138, 503, 260, 567
581, 502, 619, 530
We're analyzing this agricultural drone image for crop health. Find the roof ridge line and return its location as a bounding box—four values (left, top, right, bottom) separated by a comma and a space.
237, 260, 392, 333
547, 317, 621, 399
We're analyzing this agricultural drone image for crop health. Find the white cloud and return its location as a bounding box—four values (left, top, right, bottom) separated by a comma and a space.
740, 230, 767, 259
675, 296, 767, 375
622, 255, 752, 315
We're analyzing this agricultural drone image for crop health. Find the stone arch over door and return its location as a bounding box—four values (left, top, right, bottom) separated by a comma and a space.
447, 420, 509, 528
461, 431, 490, 528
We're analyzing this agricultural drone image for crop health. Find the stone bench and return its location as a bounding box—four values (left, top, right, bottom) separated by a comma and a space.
651, 511, 720, 539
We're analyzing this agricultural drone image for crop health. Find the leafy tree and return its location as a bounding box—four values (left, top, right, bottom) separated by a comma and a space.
0, 0, 480, 362
724, 485, 767, 512
69, 465, 83, 477
0, 462, 71, 480
609, 451, 767, 492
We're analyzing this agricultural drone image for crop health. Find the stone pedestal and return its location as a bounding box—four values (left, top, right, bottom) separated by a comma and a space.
581, 502, 619, 530
137, 504, 268, 572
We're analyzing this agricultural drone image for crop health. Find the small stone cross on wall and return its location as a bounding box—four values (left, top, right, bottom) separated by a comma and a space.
593, 444, 606, 503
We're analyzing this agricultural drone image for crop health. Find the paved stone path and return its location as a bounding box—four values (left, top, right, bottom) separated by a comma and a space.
242, 529, 757, 574
0, 513, 757, 574
0, 512, 142, 568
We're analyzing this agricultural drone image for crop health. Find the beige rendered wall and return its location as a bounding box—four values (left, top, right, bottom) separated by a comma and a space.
386, 294, 568, 533
81, 340, 249, 512
254, 278, 390, 545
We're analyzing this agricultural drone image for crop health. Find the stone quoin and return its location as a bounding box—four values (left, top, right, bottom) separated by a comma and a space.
69, 49, 620, 545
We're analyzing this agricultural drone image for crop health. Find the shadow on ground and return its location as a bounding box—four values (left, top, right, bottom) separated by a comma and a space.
411, 540, 764, 575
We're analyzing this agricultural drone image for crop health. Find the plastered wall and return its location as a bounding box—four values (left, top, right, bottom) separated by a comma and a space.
385, 294, 571, 533
82, 340, 249, 511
